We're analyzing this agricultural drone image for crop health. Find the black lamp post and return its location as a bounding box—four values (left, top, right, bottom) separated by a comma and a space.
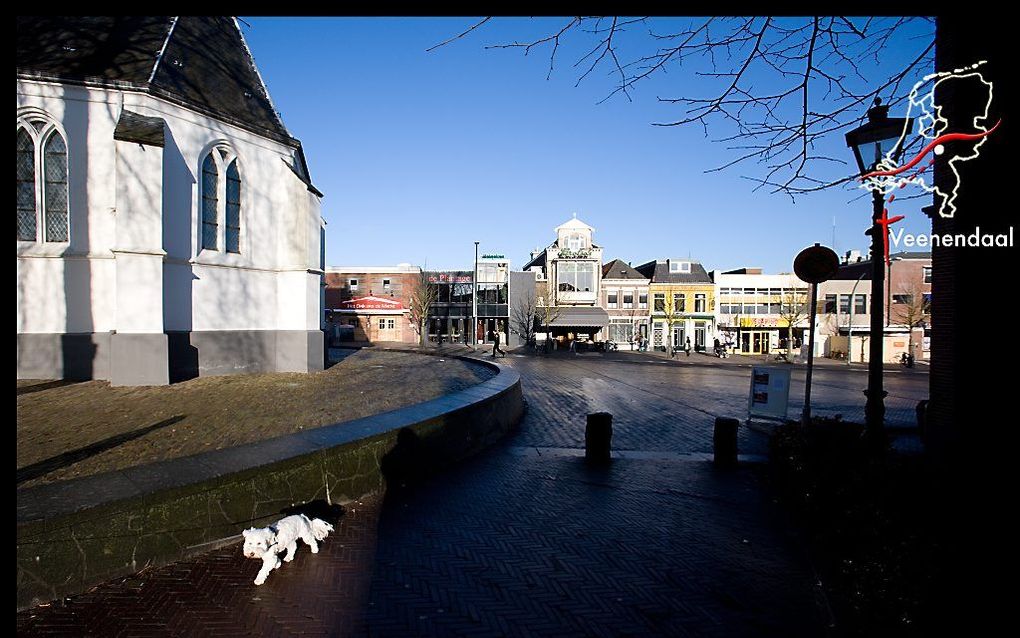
844, 98, 913, 433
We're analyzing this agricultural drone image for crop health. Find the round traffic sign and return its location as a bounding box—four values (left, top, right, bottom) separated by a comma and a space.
793, 244, 840, 284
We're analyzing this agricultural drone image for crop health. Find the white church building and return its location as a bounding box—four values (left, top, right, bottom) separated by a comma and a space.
17, 16, 326, 386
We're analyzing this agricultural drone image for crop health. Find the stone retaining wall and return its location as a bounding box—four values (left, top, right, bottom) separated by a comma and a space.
17, 356, 522, 610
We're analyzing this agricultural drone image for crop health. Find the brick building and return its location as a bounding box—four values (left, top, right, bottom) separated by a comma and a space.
324, 264, 419, 344
818, 250, 931, 362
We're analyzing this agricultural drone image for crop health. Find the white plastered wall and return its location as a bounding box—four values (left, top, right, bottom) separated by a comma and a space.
17, 79, 324, 339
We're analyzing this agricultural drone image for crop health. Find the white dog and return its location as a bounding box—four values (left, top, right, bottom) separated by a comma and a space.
242, 514, 334, 585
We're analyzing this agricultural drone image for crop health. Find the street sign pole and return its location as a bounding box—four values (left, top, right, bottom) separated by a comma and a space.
802, 282, 819, 423
793, 243, 840, 426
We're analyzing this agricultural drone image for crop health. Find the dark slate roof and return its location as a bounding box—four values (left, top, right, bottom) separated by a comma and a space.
17, 16, 293, 147
522, 249, 547, 271
114, 110, 165, 147
634, 260, 713, 284
602, 259, 646, 280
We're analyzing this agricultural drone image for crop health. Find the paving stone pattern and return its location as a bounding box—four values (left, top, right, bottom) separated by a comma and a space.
19, 353, 926, 636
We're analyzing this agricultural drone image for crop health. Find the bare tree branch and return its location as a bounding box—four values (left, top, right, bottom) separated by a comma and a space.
434, 16, 935, 198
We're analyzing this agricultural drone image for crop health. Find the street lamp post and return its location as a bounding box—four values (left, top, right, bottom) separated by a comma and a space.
473, 241, 480, 347
845, 97, 913, 433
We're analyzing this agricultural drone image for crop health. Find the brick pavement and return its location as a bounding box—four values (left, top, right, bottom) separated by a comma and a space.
17, 353, 927, 636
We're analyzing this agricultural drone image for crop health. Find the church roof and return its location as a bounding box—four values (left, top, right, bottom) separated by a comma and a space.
17, 16, 294, 147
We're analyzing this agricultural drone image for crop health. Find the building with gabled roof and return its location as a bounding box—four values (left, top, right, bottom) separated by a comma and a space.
601, 259, 650, 350
635, 259, 717, 353
17, 16, 326, 385
524, 215, 609, 346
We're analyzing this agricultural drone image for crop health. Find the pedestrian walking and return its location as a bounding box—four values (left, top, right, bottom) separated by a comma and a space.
685, 337, 692, 357
491, 328, 505, 358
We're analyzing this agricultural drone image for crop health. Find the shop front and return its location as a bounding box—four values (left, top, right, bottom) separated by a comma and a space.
720, 316, 803, 355
334, 295, 412, 344
543, 306, 610, 348
427, 271, 473, 344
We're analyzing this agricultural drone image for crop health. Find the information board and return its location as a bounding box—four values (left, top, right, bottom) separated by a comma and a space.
747, 366, 791, 420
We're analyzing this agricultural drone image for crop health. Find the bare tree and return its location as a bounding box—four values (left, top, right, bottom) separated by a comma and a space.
659, 288, 684, 357
778, 287, 809, 359
893, 274, 930, 360
431, 17, 935, 198
510, 288, 540, 348
407, 268, 438, 348
535, 292, 561, 352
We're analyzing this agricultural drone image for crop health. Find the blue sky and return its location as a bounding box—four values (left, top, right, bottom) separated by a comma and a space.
240, 17, 935, 273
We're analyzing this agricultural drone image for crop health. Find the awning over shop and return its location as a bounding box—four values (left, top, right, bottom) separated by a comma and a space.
543, 306, 610, 329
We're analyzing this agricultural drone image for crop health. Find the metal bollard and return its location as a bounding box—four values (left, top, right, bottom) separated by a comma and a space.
585, 412, 613, 463
714, 417, 739, 467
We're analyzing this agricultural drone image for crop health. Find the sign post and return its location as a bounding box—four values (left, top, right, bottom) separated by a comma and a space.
793, 243, 840, 425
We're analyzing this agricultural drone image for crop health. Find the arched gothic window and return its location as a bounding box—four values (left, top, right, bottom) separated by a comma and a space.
200, 146, 242, 253
16, 114, 68, 242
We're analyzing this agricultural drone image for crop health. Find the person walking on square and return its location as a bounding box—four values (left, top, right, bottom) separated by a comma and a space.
491, 327, 505, 358
685, 337, 692, 357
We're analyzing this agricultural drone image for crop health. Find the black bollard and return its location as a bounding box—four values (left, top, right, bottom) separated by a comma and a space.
585, 412, 613, 463
714, 417, 739, 467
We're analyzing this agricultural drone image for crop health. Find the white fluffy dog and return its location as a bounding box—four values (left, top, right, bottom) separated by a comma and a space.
242, 514, 334, 585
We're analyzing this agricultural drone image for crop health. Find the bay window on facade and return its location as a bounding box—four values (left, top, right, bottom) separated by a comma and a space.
558, 262, 595, 293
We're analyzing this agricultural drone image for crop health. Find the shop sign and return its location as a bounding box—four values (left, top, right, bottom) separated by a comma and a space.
339, 296, 403, 310
427, 273, 472, 283
748, 366, 791, 420
739, 317, 785, 328
481, 254, 505, 260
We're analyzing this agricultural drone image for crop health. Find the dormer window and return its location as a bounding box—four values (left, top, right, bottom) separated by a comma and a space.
566, 233, 585, 251
670, 261, 691, 273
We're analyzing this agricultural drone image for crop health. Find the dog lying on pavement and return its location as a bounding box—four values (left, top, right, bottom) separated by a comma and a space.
242, 514, 334, 585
